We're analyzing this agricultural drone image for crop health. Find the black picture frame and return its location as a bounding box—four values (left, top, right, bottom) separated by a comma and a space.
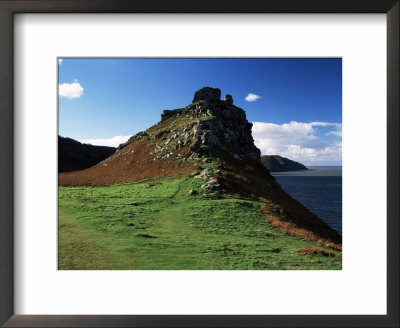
0, 1, 398, 327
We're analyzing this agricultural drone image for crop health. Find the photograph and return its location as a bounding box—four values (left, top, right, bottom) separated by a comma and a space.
1, 0, 397, 325
58, 58, 342, 270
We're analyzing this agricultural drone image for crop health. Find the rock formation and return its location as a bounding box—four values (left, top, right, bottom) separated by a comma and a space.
192, 86, 221, 103
158, 86, 262, 163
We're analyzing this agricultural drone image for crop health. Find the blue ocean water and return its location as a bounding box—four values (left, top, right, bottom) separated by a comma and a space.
272, 166, 342, 235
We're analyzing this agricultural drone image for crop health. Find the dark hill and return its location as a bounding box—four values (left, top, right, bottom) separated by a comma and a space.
59, 87, 341, 248
58, 135, 116, 172
261, 155, 307, 172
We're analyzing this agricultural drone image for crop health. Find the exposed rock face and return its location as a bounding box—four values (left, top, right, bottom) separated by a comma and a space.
224, 94, 233, 105
201, 178, 221, 192
160, 87, 262, 163
192, 87, 221, 103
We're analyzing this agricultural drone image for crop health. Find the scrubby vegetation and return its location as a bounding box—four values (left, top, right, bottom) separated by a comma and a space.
59, 175, 341, 270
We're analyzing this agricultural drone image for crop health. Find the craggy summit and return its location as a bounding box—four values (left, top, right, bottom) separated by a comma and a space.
159, 86, 261, 163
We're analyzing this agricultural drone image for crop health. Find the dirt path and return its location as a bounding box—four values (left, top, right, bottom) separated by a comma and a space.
150, 178, 193, 237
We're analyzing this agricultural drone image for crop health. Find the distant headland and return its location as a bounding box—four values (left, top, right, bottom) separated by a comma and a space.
261, 155, 308, 172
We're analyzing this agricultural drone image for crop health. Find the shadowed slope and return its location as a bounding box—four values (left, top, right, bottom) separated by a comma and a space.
58, 136, 116, 173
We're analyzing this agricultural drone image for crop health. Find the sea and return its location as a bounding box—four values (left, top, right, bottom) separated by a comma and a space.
271, 166, 342, 236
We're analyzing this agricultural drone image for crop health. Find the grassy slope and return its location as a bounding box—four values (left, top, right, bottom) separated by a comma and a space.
59, 175, 341, 270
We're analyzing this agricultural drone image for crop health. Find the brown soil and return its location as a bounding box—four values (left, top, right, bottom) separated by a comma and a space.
58, 136, 197, 186
297, 247, 337, 258
261, 202, 342, 250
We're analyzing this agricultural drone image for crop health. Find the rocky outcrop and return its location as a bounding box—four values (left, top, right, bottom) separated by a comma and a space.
192, 86, 221, 103
261, 155, 308, 172
224, 94, 233, 105
159, 87, 261, 162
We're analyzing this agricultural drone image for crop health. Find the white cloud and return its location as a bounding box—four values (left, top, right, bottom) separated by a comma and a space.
245, 93, 261, 102
325, 125, 342, 137
79, 135, 131, 148
252, 121, 342, 166
59, 80, 83, 99
58, 58, 63, 65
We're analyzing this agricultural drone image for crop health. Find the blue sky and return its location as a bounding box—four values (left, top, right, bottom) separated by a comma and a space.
58, 58, 342, 166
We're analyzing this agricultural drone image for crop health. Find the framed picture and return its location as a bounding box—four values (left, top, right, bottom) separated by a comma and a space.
0, 0, 398, 327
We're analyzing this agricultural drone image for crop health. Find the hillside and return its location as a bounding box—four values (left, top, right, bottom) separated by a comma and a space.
59, 87, 341, 269
261, 155, 308, 172
58, 135, 116, 172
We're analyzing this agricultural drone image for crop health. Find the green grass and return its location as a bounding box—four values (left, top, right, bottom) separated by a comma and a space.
58, 175, 342, 270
